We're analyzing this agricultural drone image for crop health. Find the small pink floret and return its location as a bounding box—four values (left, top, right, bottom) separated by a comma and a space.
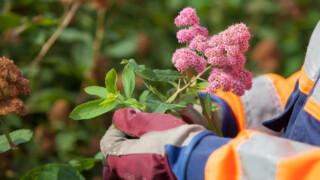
172, 48, 207, 73
189, 35, 209, 53
174, 7, 199, 27
207, 67, 252, 96
177, 25, 208, 44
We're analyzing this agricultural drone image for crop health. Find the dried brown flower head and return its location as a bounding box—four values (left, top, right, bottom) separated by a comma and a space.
0, 57, 31, 115
0, 98, 26, 116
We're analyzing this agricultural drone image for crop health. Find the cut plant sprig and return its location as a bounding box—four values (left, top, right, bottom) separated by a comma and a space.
166, 65, 212, 104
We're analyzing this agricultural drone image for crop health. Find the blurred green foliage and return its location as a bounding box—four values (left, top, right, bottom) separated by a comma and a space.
0, 0, 319, 179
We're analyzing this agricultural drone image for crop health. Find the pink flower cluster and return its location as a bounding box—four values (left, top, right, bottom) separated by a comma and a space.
204, 23, 252, 95
174, 7, 208, 43
174, 7, 199, 27
205, 23, 250, 67
172, 48, 207, 73
173, 7, 209, 73
172, 7, 252, 96
207, 68, 252, 96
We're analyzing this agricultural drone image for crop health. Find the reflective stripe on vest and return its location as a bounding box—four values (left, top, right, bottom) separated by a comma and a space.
241, 76, 283, 134
237, 132, 315, 180
205, 130, 318, 180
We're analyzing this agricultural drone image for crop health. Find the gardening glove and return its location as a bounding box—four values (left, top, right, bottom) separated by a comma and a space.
100, 108, 230, 180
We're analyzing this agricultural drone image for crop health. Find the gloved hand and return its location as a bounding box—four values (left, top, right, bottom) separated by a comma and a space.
100, 108, 206, 180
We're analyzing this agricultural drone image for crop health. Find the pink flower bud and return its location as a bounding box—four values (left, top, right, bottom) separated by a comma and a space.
174, 7, 199, 27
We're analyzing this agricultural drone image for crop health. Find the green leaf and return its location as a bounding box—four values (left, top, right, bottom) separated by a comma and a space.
139, 90, 150, 103
122, 64, 135, 98
123, 98, 144, 110
70, 99, 118, 120
200, 93, 212, 120
199, 93, 219, 133
146, 100, 184, 113
21, 163, 85, 180
177, 92, 198, 106
94, 152, 104, 161
84, 86, 107, 98
155, 103, 184, 113
127, 59, 180, 82
105, 69, 118, 94
195, 82, 209, 89
100, 94, 117, 107
144, 83, 166, 101
0, 129, 33, 153
69, 158, 97, 172
0, 12, 22, 31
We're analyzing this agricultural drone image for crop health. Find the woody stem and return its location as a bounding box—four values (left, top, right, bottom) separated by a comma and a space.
0, 118, 17, 149
166, 65, 212, 103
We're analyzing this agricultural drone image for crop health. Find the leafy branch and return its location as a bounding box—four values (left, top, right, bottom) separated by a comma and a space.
70, 59, 222, 135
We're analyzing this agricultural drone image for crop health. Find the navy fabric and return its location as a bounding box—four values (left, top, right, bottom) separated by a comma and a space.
165, 130, 230, 180
282, 92, 308, 138
283, 77, 320, 146
186, 134, 230, 180
286, 110, 320, 146
165, 131, 215, 180
263, 80, 320, 146
263, 82, 301, 131
199, 92, 239, 137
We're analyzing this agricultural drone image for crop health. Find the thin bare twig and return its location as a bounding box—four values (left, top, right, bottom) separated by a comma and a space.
92, 8, 107, 68
30, 1, 81, 66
